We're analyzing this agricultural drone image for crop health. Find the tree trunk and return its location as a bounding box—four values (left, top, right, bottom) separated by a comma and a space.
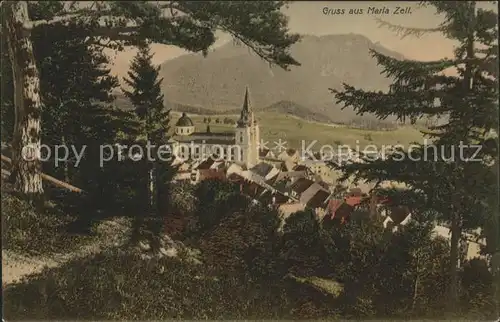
446, 2, 475, 311
411, 274, 419, 313
448, 210, 461, 311
61, 135, 70, 182
4, 1, 44, 200
411, 256, 420, 313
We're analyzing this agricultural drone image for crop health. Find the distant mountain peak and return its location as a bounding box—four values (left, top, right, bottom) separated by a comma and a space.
158, 34, 404, 122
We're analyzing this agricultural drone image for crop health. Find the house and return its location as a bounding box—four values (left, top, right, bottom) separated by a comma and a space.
277, 187, 330, 226
383, 211, 484, 260
270, 176, 294, 197
250, 162, 280, 181
299, 182, 327, 205
306, 189, 332, 218
268, 170, 307, 185
299, 156, 337, 185
259, 148, 275, 159
260, 189, 292, 206
242, 181, 267, 200
321, 189, 387, 223
226, 163, 245, 177
228, 171, 292, 207
227, 171, 244, 181
289, 178, 315, 199
277, 148, 300, 163
188, 158, 227, 183
279, 159, 296, 172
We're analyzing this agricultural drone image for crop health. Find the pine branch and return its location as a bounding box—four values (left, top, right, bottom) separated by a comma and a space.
20, 1, 300, 69
374, 17, 445, 39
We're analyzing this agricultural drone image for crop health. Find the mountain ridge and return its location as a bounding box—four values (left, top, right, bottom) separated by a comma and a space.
156, 33, 404, 122
113, 93, 331, 124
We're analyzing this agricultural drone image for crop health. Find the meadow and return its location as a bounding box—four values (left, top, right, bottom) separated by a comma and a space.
172, 112, 426, 151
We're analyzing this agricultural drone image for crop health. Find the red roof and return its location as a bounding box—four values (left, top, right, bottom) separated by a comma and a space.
227, 173, 245, 183
327, 199, 344, 215
324, 194, 393, 223
199, 170, 226, 181
345, 196, 363, 207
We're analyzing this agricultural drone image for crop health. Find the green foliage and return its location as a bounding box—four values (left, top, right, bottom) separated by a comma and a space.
375, 222, 450, 317
119, 43, 174, 248
23, 2, 299, 70
1, 193, 91, 256
34, 20, 121, 211
3, 177, 497, 319
460, 258, 496, 319
199, 202, 282, 279
322, 216, 387, 317
1, 2, 125, 217
331, 1, 498, 308
107, 1, 300, 69
190, 178, 242, 235
279, 210, 333, 277
277, 210, 489, 318
168, 181, 197, 216
3, 249, 330, 320
122, 43, 170, 142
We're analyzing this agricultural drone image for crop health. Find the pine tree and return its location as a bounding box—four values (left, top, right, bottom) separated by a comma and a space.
1, 2, 122, 212
122, 43, 172, 250
2, 1, 300, 200
32, 19, 120, 197
332, 1, 498, 312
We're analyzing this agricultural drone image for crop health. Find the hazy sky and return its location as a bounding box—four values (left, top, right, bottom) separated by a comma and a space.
108, 1, 498, 78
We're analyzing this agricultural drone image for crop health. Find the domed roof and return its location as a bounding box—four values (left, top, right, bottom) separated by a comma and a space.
176, 112, 194, 127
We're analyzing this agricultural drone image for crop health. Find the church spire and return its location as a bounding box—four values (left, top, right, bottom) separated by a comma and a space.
237, 86, 254, 128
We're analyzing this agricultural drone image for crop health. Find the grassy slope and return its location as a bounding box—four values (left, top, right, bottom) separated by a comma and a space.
176, 112, 424, 150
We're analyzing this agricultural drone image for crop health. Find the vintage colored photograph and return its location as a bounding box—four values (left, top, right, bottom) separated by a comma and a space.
1, 1, 499, 320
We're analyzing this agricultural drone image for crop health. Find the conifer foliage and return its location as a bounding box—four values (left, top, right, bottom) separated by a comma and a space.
122, 43, 172, 250
123, 44, 170, 144
331, 1, 498, 311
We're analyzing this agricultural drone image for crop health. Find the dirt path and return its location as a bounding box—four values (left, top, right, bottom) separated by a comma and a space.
2, 218, 130, 286
2, 251, 59, 285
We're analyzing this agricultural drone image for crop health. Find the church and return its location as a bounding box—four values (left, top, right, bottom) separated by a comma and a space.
169, 87, 260, 168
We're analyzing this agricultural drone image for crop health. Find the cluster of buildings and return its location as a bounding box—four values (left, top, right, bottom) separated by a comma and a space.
169, 87, 483, 260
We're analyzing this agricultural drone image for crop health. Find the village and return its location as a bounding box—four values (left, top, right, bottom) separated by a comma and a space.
2, 1, 496, 319
166, 89, 484, 261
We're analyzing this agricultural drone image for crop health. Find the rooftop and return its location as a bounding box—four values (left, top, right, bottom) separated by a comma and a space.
306, 189, 331, 209
196, 158, 218, 170
175, 112, 194, 127
250, 162, 276, 178
171, 134, 236, 145
290, 178, 314, 195
293, 164, 308, 171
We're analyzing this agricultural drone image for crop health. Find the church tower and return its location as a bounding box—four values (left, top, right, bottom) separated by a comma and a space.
235, 87, 260, 168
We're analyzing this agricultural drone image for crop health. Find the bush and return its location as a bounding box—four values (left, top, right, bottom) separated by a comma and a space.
279, 210, 334, 277
199, 203, 282, 279
1, 193, 92, 256
189, 178, 242, 236
168, 181, 197, 216
3, 249, 337, 320
460, 258, 496, 319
